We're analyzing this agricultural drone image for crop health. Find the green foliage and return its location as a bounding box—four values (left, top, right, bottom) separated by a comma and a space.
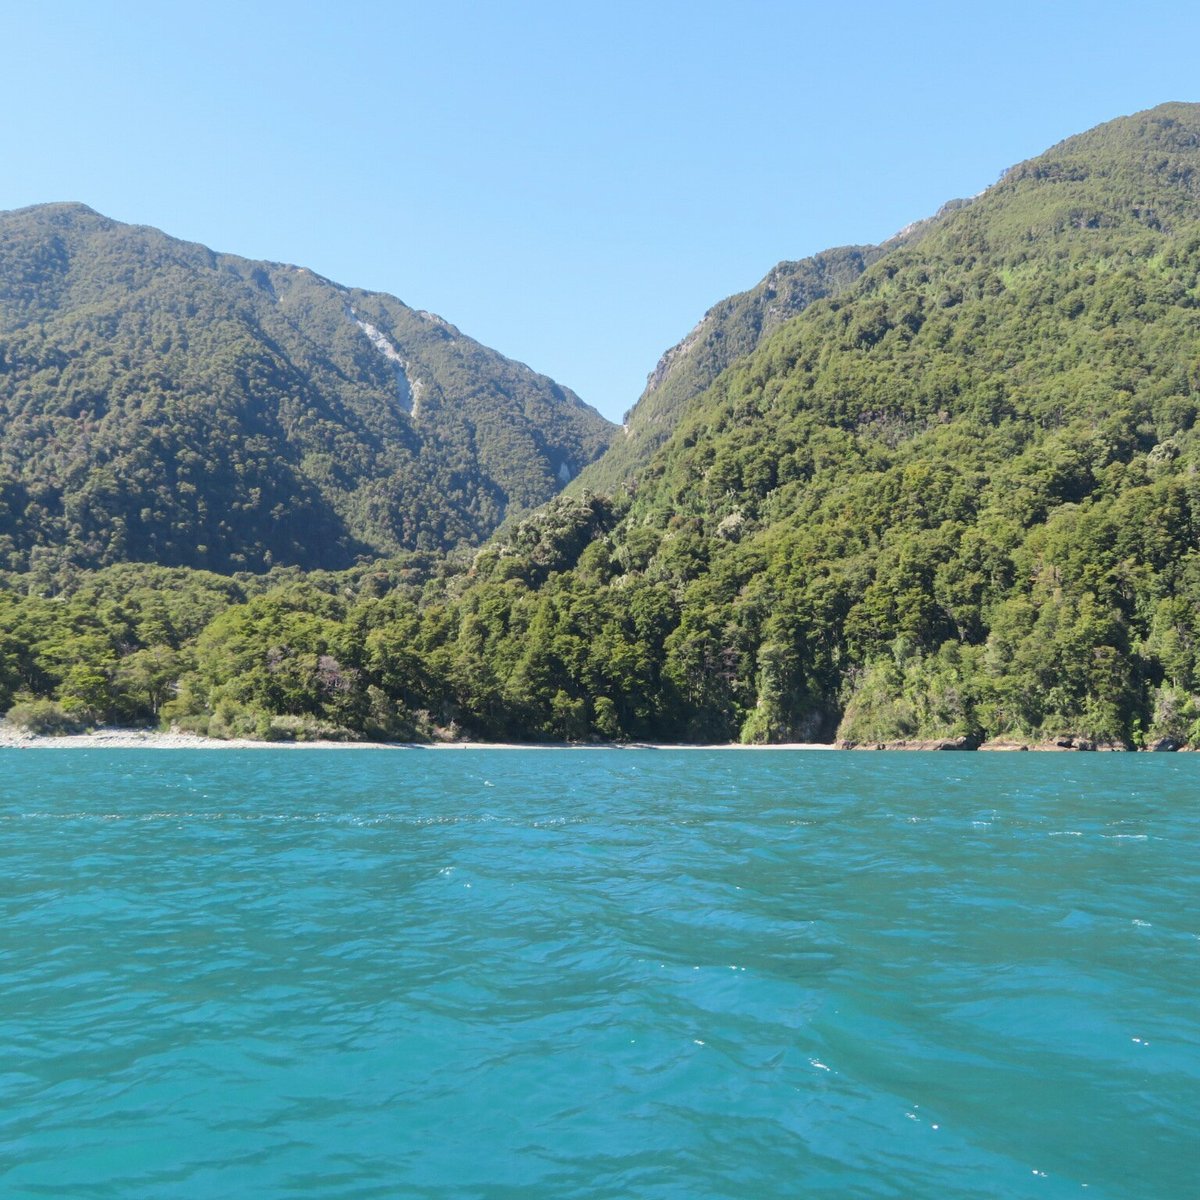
445, 103, 1200, 747
0, 203, 614, 573
568, 220, 977, 500
5, 698, 89, 735
7, 106, 1200, 747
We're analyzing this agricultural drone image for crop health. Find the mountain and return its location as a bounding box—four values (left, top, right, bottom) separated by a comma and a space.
6, 103, 1200, 750
0, 203, 615, 572
572, 204, 967, 496
413, 101, 1200, 747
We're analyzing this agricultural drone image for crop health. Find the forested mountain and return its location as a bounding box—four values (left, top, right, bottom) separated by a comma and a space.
0, 203, 614, 572
572, 203, 966, 495
524, 101, 1200, 747
6, 103, 1200, 749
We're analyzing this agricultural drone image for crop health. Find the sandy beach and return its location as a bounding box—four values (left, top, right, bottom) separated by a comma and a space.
0, 728, 842, 751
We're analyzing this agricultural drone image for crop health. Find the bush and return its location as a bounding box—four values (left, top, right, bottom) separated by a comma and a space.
263, 715, 358, 742
5, 699, 90, 736
170, 714, 211, 737
206, 700, 260, 740
1147, 684, 1196, 747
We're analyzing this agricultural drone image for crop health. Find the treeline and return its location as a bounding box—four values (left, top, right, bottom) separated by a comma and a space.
2, 469, 1200, 749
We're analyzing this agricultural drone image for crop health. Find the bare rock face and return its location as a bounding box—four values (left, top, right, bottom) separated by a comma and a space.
1150, 737, 1183, 752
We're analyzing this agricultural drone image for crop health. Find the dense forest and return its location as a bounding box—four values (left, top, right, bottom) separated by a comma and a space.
570, 200, 968, 496
0, 203, 614, 573
5, 103, 1200, 748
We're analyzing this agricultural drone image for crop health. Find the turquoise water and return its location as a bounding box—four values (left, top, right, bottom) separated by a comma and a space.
0, 749, 1196, 1199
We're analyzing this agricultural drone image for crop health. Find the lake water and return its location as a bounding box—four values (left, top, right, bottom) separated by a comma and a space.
0, 749, 1195, 1198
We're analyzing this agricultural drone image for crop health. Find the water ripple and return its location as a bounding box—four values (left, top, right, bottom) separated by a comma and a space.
0, 749, 1196, 1198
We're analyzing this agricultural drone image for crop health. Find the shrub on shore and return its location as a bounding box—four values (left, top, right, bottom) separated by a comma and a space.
5, 699, 91, 736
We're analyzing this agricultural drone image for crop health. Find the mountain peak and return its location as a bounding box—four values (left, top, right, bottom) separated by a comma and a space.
997, 100, 1200, 201
0, 206, 615, 572
5, 200, 109, 227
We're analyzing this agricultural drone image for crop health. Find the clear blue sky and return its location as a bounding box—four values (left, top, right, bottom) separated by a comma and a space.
2, 0, 1197, 422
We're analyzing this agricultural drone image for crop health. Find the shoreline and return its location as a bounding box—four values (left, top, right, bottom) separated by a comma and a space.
0, 728, 1188, 752
0, 729, 840, 751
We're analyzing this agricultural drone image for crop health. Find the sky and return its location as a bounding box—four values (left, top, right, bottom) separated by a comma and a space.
2, 0, 1198, 423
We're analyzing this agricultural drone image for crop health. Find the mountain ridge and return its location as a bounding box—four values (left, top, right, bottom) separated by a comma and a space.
0, 202, 614, 572
457, 101, 1200, 746
570, 198, 975, 496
